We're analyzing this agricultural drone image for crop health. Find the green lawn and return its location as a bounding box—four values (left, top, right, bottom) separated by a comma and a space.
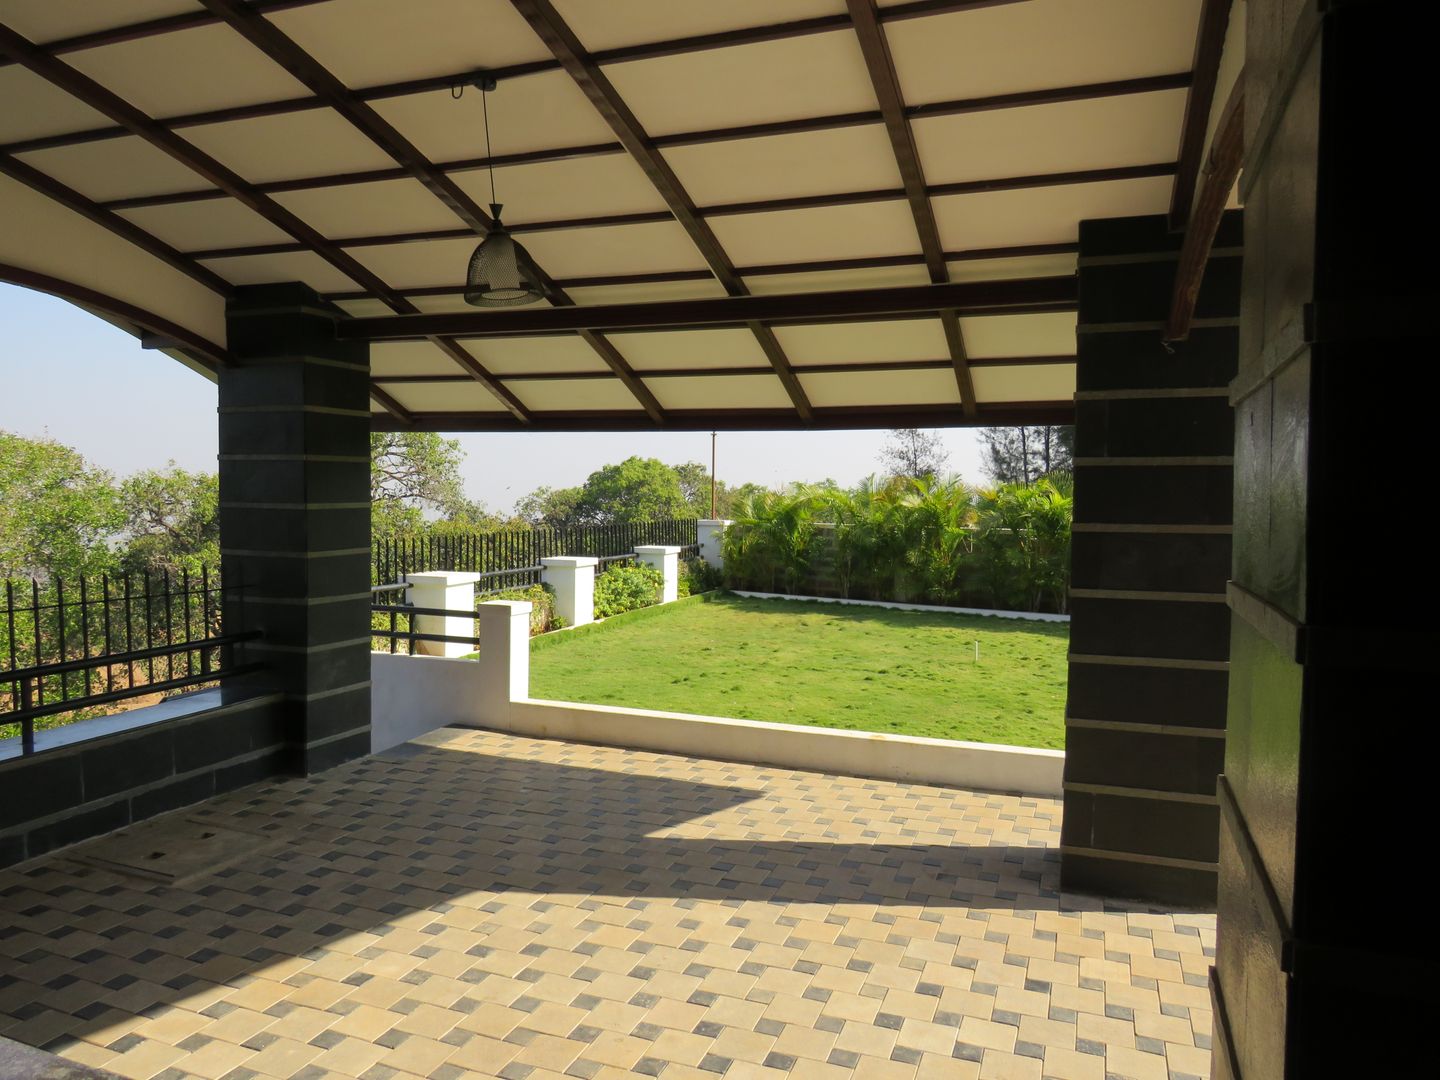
529, 593, 1068, 749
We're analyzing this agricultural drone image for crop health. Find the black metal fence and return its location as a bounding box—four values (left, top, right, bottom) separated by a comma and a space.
372, 519, 698, 585
1, 570, 257, 753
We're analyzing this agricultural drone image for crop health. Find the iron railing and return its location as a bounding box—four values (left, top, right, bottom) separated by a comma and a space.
373, 519, 699, 584
1, 570, 258, 754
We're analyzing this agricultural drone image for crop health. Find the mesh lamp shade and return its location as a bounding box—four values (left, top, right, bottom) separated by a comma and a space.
465, 206, 543, 307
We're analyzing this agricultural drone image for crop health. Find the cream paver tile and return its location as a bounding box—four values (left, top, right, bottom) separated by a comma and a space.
1104, 1045, 1171, 1080
917, 1050, 981, 1079
106, 1039, 187, 1080
243, 1035, 324, 1078
979, 1049, 1043, 1079
1040, 1046, 1107, 1080
0, 729, 1212, 1080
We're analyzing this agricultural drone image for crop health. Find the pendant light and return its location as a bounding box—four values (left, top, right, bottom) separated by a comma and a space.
463, 76, 544, 307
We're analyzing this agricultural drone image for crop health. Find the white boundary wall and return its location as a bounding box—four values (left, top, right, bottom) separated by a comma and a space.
372, 599, 1065, 796
732, 591, 1070, 623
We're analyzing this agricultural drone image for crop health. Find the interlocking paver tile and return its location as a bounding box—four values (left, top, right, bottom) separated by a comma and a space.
0, 728, 1213, 1080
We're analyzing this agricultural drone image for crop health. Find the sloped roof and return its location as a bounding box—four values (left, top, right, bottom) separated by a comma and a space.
0, 0, 1234, 430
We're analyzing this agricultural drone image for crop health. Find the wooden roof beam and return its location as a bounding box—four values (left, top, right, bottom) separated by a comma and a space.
510, 0, 813, 422
338, 277, 1076, 341
1168, 0, 1235, 230
846, 0, 976, 417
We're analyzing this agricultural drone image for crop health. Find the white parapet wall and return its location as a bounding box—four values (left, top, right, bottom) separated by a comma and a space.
371, 597, 1064, 795
404, 571, 482, 656
541, 556, 598, 627
696, 519, 730, 570
732, 591, 1071, 623
635, 545, 681, 604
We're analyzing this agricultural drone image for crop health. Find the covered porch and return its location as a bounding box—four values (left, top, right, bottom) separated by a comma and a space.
1, 0, 1423, 1077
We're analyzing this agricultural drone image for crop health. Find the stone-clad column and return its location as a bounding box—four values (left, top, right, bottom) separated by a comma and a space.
1060, 212, 1242, 906
219, 282, 372, 775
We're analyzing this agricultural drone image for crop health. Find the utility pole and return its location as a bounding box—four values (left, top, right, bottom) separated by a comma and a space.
710, 431, 717, 518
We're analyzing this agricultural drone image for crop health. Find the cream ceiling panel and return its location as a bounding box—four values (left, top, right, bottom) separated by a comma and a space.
198, 250, 361, 293
452, 153, 669, 223
647, 374, 795, 411
0, 1, 197, 44
959, 312, 1078, 358
565, 279, 726, 306
554, 0, 845, 53
388, 381, 511, 413
971, 362, 1077, 404
946, 254, 1078, 283
63, 23, 309, 118
913, 90, 1188, 184
663, 125, 901, 206
371, 71, 617, 162
743, 264, 931, 295
335, 298, 400, 318
457, 336, 612, 376
932, 176, 1172, 249
371, 341, 469, 377
798, 368, 962, 409
508, 378, 645, 412
15, 136, 214, 202
773, 319, 948, 365
603, 31, 878, 137
517, 220, 709, 278
268, 0, 550, 88
117, 197, 294, 251
370, 396, 391, 413
610, 329, 769, 371
0, 67, 110, 143
710, 201, 919, 266
272, 178, 468, 239
183, 111, 397, 185
345, 236, 475, 288
0, 172, 226, 350
885, 0, 1204, 104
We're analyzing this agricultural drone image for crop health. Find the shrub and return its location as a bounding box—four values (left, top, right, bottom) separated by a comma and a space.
593, 563, 663, 619
678, 557, 723, 598
490, 583, 564, 635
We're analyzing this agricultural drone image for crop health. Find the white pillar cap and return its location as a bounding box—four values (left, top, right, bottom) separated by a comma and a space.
540, 556, 599, 569
405, 571, 482, 586
635, 545, 683, 555
478, 599, 532, 615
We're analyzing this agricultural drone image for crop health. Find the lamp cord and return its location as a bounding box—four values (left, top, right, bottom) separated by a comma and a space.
481, 85, 497, 209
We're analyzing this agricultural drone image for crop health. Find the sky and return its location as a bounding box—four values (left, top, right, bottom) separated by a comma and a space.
0, 284, 988, 514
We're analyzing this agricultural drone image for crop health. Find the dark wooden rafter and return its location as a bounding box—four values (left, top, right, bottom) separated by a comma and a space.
1168, 0, 1235, 230
509, 0, 814, 422
1165, 83, 1243, 342
0, 152, 232, 295
0, 17, 529, 428
339, 277, 1075, 341
0, 262, 230, 372
367, 385, 415, 426
373, 355, 1076, 384
0, 0, 1027, 94
196, 0, 664, 425
370, 400, 1077, 435
15, 73, 1189, 209
177, 163, 1176, 261
322, 242, 1080, 304
846, 0, 976, 417
0, 0, 327, 67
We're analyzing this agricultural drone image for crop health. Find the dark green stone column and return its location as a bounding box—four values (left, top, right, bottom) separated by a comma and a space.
1060, 211, 1242, 906
219, 283, 371, 774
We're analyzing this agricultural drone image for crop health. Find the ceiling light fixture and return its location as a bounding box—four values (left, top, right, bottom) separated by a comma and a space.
461, 75, 544, 308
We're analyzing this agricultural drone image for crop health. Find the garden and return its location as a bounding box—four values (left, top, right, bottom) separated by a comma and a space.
529, 593, 1068, 749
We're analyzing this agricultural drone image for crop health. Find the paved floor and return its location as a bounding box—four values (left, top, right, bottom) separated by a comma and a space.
0, 729, 1215, 1080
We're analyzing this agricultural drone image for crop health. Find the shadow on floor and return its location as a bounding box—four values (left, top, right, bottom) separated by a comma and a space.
0, 737, 1108, 1053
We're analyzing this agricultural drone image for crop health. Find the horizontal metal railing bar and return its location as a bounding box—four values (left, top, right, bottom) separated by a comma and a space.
370, 603, 479, 620
4, 663, 261, 723
2, 631, 260, 683
369, 630, 481, 647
